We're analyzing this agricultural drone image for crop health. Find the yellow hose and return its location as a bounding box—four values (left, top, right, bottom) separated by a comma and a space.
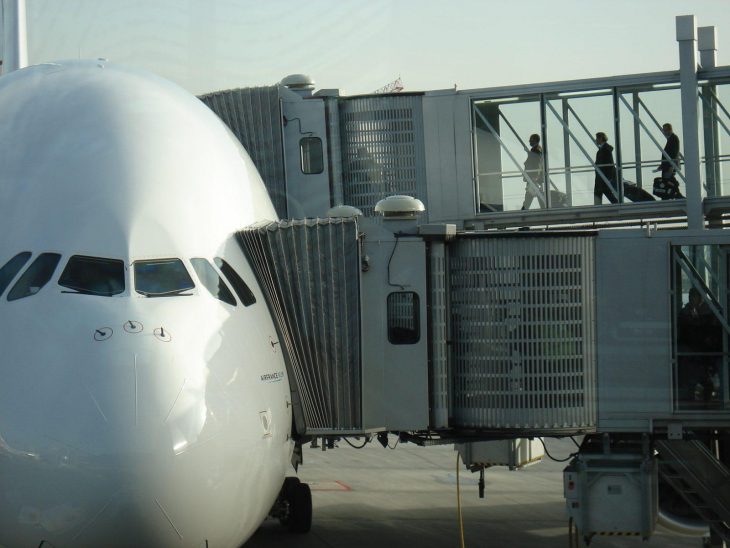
456, 453, 466, 548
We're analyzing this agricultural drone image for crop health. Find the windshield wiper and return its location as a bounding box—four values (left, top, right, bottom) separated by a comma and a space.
61, 288, 111, 296
137, 288, 193, 297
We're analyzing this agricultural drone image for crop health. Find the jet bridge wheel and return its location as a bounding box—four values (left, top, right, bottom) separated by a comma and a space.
280, 477, 312, 533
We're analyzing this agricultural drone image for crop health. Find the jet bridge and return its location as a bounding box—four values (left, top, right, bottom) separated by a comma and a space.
240, 213, 599, 437
238, 207, 730, 439
238, 206, 730, 544
226, 15, 730, 545
202, 33, 730, 233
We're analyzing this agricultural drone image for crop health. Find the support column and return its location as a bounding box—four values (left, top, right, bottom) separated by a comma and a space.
612, 89, 624, 201
2, 0, 28, 73
699, 25, 718, 69
540, 95, 550, 208
699, 26, 723, 203
562, 99, 573, 206
676, 15, 703, 230
633, 92, 643, 187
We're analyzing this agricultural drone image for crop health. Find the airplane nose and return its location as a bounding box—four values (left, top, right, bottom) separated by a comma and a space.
1, 454, 192, 547
0, 335, 214, 547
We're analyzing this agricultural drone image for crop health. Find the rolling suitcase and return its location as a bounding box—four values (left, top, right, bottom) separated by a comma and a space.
623, 181, 655, 202
652, 177, 683, 200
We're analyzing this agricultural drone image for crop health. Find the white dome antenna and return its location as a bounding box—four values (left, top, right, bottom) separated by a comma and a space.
374, 195, 425, 220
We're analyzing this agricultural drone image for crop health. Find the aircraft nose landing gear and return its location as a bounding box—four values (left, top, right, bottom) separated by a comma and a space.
269, 476, 312, 533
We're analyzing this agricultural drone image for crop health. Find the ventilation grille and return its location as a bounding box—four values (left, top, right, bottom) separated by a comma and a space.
448, 235, 597, 430
339, 95, 426, 216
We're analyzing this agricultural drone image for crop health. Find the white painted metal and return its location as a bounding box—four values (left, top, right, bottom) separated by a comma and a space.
359, 218, 429, 431
1, 0, 27, 73
676, 15, 704, 230
0, 61, 291, 547
698, 26, 718, 69
327, 204, 363, 218
280, 87, 331, 218
281, 73, 315, 94
422, 93, 474, 223
374, 195, 425, 218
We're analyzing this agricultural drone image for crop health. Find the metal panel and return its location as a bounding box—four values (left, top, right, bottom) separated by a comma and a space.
595, 233, 672, 431
359, 225, 430, 431
325, 97, 345, 207
199, 86, 287, 218
429, 241, 450, 428
237, 218, 361, 432
448, 234, 597, 430
338, 95, 427, 216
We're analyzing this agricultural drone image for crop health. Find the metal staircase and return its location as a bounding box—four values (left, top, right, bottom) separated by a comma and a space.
656, 439, 730, 543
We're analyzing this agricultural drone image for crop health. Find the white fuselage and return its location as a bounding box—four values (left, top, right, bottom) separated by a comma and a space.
0, 61, 292, 547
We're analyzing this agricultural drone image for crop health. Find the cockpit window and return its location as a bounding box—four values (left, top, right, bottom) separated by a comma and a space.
191, 258, 237, 306
7, 253, 62, 301
134, 258, 194, 297
214, 257, 256, 306
58, 255, 125, 296
0, 252, 32, 297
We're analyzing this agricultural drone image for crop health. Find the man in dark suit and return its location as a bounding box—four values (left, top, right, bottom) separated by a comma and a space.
654, 122, 684, 199
660, 123, 680, 178
594, 132, 618, 204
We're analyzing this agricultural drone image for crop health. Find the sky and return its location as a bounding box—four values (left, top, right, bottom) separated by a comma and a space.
20, 0, 730, 96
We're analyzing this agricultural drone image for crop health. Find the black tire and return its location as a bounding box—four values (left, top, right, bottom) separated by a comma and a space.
281, 476, 301, 499
287, 482, 312, 534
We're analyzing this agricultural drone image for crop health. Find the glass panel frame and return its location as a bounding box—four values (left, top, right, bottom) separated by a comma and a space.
214, 257, 256, 307
133, 258, 195, 297
0, 251, 32, 298
191, 258, 237, 307
300, 136, 324, 175
671, 244, 729, 411
58, 255, 125, 297
7, 253, 62, 301
387, 291, 420, 345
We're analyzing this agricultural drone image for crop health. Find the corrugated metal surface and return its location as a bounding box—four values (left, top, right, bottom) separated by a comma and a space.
429, 242, 450, 428
237, 218, 361, 432
339, 95, 426, 216
448, 235, 597, 430
199, 86, 287, 218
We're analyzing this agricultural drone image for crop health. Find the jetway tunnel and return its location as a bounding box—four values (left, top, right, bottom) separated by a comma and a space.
237, 211, 730, 441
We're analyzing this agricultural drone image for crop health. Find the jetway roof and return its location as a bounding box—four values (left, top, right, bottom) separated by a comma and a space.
425, 66, 730, 98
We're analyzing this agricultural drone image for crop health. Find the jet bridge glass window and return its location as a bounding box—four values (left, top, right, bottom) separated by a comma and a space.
699, 82, 730, 198
618, 86, 683, 199
387, 291, 420, 345
190, 258, 237, 306
7, 253, 62, 301
134, 258, 194, 297
672, 244, 728, 411
545, 89, 616, 207
0, 251, 32, 298
58, 255, 125, 296
473, 96, 542, 213
300, 137, 324, 174
214, 257, 256, 306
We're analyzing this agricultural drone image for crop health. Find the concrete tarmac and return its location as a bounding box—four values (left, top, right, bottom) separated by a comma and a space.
247, 437, 701, 548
